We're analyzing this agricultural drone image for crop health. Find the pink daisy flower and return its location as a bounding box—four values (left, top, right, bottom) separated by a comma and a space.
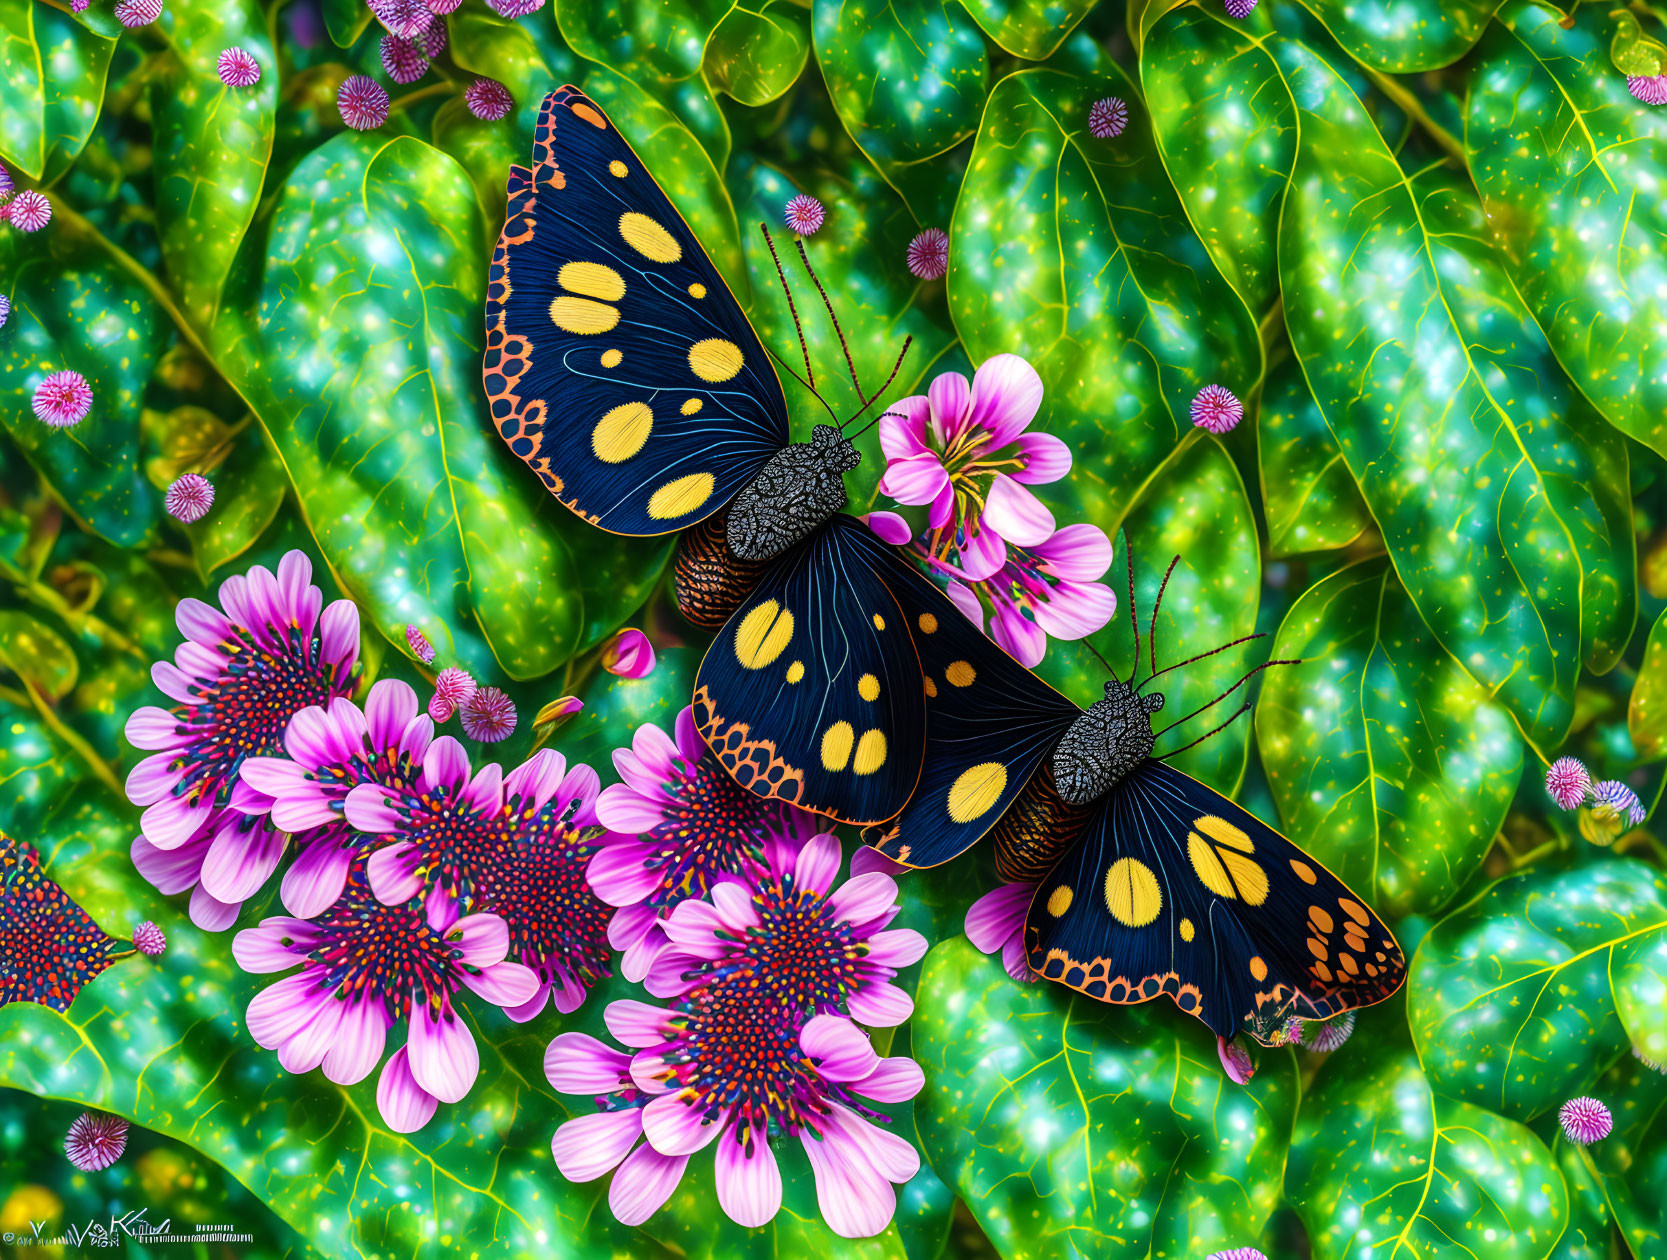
123, 551, 359, 929
1305, 1009, 1356, 1052
1, 833, 132, 1011
1217, 1036, 1255, 1084
428, 666, 476, 722
1224, 0, 1257, 15
132, 921, 167, 956
906, 228, 949, 280
472, 749, 616, 1019
64, 1113, 129, 1171
647, 830, 928, 1024
31, 369, 91, 426
465, 78, 513, 121
338, 75, 390, 130
1592, 779, 1646, 826
1630, 75, 1667, 105
1191, 383, 1243, 433
115, 0, 162, 27
877, 353, 1069, 581
234, 862, 538, 1132
1559, 1096, 1612, 1145
460, 685, 516, 742
1544, 756, 1591, 810
346, 735, 507, 908
380, 34, 429, 85
405, 623, 435, 664
164, 472, 214, 523
963, 879, 1039, 983
367, 0, 433, 36
8, 190, 52, 233
1088, 96, 1128, 139
784, 193, 825, 236
590, 706, 817, 979
602, 627, 656, 678
217, 47, 261, 88
546, 988, 922, 1235
236, 679, 433, 916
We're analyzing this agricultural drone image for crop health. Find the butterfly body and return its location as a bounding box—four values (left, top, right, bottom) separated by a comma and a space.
725, 425, 859, 561
1051, 678, 1166, 804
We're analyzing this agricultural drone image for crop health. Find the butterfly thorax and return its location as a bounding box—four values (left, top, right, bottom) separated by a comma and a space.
1051, 679, 1166, 805
725, 425, 860, 562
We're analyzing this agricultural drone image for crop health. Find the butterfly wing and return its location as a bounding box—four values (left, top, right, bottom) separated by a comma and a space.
693, 515, 925, 826
1025, 758, 1405, 1041
862, 553, 1082, 868
484, 86, 789, 535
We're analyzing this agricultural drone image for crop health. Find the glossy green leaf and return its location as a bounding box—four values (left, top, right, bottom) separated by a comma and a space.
1276, 31, 1634, 751
914, 938, 1294, 1257
705, 1, 809, 107
1551, 1139, 1618, 1260
1256, 558, 1524, 919
183, 426, 288, 578
0, 608, 78, 700
1587, 1052, 1667, 1260
1408, 859, 1667, 1121
949, 63, 1260, 540
1257, 356, 1372, 557
0, 1, 114, 182
320, 0, 370, 49
813, 0, 988, 213
149, 0, 276, 331
1468, 1, 1667, 459
1038, 435, 1262, 794
1287, 1020, 1568, 1259
1630, 609, 1667, 761
210, 132, 666, 680
959, 0, 1095, 59
0, 225, 167, 549
1611, 12, 1667, 76
1297, 0, 1499, 71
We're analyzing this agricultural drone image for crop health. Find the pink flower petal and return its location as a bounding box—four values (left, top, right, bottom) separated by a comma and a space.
461, 960, 541, 1008
200, 816, 286, 904
124, 706, 188, 752
715, 1126, 782, 1229
407, 1006, 478, 1103
955, 517, 1008, 582
551, 1109, 644, 1181
448, 913, 509, 967
280, 836, 353, 918
544, 1032, 631, 1094
131, 832, 210, 895
607, 1144, 688, 1227
1033, 522, 1114, 579
865, 927, 929, 969
851, 1055, 924, 1104
603, 628, 656, 678
277, 995, 347, 1074
605, 999, 671, 1049
965, 881, 1035, 954
377, 1046, 438, 1133
1008, 431, 1072, 484
794, 832, 842, 896
642, 1092, 728, 1156
366, 840, 424, 904
926, 370, 973, 446
846, 981, 914, 1027
800, 1014, 880, 1082
231, 920, 305, 973
944, 579, 984, 627
877, 453, 951, 508
344, 783, 402, 833
877, 394, 930, 460
246, 972, 326, 1048
827, 872, 900, 929
422, 736, 472, 794
967, 353, 1044, 449
991, 606, 1047, 668
322, 999, 388, 1086
800, 1107, 900, 1239
189, 883, 241, 931
586, 840, 663, 905
864, 511, 913, 545
1031, 580, 1118, 641
983, 475, 1055, 547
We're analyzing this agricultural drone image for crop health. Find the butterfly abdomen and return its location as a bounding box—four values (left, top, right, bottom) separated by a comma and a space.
674, 510, 771, 630
1052, 679, 1164, 804
990, 764, 1095, 883
726, 425, 858, 561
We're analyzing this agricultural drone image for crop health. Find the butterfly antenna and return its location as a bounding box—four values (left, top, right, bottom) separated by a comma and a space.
1146, 554, 1181, 681
844, 337, 914, 440
760, 224, 815, 391
761, 343, 840, 426
1124, 546, 1141, 683
1150, 658, 1301, 741
1136, 632, 1269, 693
1083, 637, 1117, 678
795, 236, 865, 405
1154, 702, 1252, 761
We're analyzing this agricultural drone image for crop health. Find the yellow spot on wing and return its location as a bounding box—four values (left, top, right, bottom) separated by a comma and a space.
821, 721, 853, 771
872, 614, 886, 630
1188, 831, 1235, 898
945, 660, 976, 687
689, 339, 744, 382
918, 613, 938, 633
785, 660, 805, 684
647, 472, 714, 520
608, 159, 628, 177
1103, 857, 1162, 927
853, 729, 887, 775
1195, 815, 1253, 852
601, 348, 622, 368
1219, 849, 1269, 906
689, 283, 707, 298
734, 599, 794, 669
619, 212, 681, 263
1046, 885, 1073, 917
946, 762, 1007, 824
559, 261, 625, 301
923, 676, 937, 697
550, 296, 619, 335
592, 402, 653, 464
1179, 917, 1195, 942
857, 673, 880, 701
681, 398, 703, 415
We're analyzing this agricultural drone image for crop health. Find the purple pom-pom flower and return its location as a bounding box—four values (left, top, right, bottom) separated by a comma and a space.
1544, 756, 1591, 810
217, 47, 261, 88
784, 193, 825, 236
1088, 97, 1128, 139
1191, 384, 1243, 433
338, 75, 390, 131
164, 473, 215, 523
1559, 1096, 1612, 1145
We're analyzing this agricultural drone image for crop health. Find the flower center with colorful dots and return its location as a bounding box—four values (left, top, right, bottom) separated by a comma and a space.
296, 871, 462, 1020
644, 754, 771, 909
476, 809, 613, 988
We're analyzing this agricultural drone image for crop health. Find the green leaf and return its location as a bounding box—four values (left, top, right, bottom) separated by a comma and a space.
1256, 558, 1524, 919
1610, 11, 1667, 78
1408, 858, 1667, 1121
0, 224, 167, 549
1287, 1020, 1568, 1259
913, 937, 1295, 1258
813, 0, 988, 215
1468, 1, 1667, 460
958, 0, 1096, 59
211, 132, 666, 680
0, 608, 79, 700
949, 64, 1260, 539
1296, 0, 1500, 71
320, 0, 371, 49
1037, 435, 1263, 794
0, 1, 115, 182
1276, 30, 1634, 751
705, 1, 810, 107
1551, 1138, 1618, 1260
1257, 356, 1372, 557
1631, 609, 1667, 761
1587, 1052, 1667, 1260
149, 0, 276, 331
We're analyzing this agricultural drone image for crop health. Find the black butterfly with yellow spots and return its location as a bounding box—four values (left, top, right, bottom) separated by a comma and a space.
865, 561, 1407, 1049
485, 86, 972, 827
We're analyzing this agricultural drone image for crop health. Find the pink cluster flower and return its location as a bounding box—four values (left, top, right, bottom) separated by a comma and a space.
429, 666, 476, 721
1545, 756, 1591, 810
0, 163, 11, 203
465, 78, 514, 121
405, 623, 435, 664
380, 33, 429, 85
217, 47, 261, 88
906, 228, 949, 280
487, 0, 546, 15
1592, 779, 1646, 827
460, 685, 516, 741
367, 0, 433, 36
1304, 1009, 1356, 1052
1224, 0, 1257, 15
1191, 384, 1243, 434
234, 862, 538, 1132
1559, 1096, 1612, 1145
601, 627, 655, 678
0, 294, 9, 330
132, 921, 167, 956
115, 0, 162, 27
6, 189, 50, 233
1088, 96, 1128, 139
338, 75, 390, 130
125, 551, 359, 929
1630, 75, 1667, 105
164, 473, 214, 523
1208, 1250, 1267, 1260
64, 1113, 128, 1171
589, 706, 817, 978
785, 193, 825, 236
32, 370, 91, 426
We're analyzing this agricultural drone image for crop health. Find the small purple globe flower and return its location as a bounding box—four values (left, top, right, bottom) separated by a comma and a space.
1306, 1009, 1356, 1052
1592, 779, 1646, 826
380, 34, 429, 85
64, 1113, 128, 1171
465, 78, 514, 122
907, 228, 950, 280
784, 193, 825, 236
217, 47, 261, 89
0, 294, 9, 331
1630, 75, 1667, 105
1208, 1250, 1268, 1260
338, 76, 390, 131
460, 685, 516, 742
1224, 0, 1257, 16
405, 623, 436, 664
1544, 756, 1591, 810
164, 473, 215, 523
32, 370, 92, 427
132, 921, 167, 956
1191, 384, 1243, 434
429, 667, 476, 722
1088, 97, 1128, 140
115, 0, 162, 27
1559, 1096, 1612, 1145
8, 190, 51, 233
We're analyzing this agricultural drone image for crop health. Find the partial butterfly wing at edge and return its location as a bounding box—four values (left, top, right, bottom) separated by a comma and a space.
484, 86, 789, 536
1025, 758, 1405, 1041
693, 516, 926, 827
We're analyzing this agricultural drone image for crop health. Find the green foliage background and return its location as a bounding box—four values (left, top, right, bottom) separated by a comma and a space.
2, 0, 1667, 1255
